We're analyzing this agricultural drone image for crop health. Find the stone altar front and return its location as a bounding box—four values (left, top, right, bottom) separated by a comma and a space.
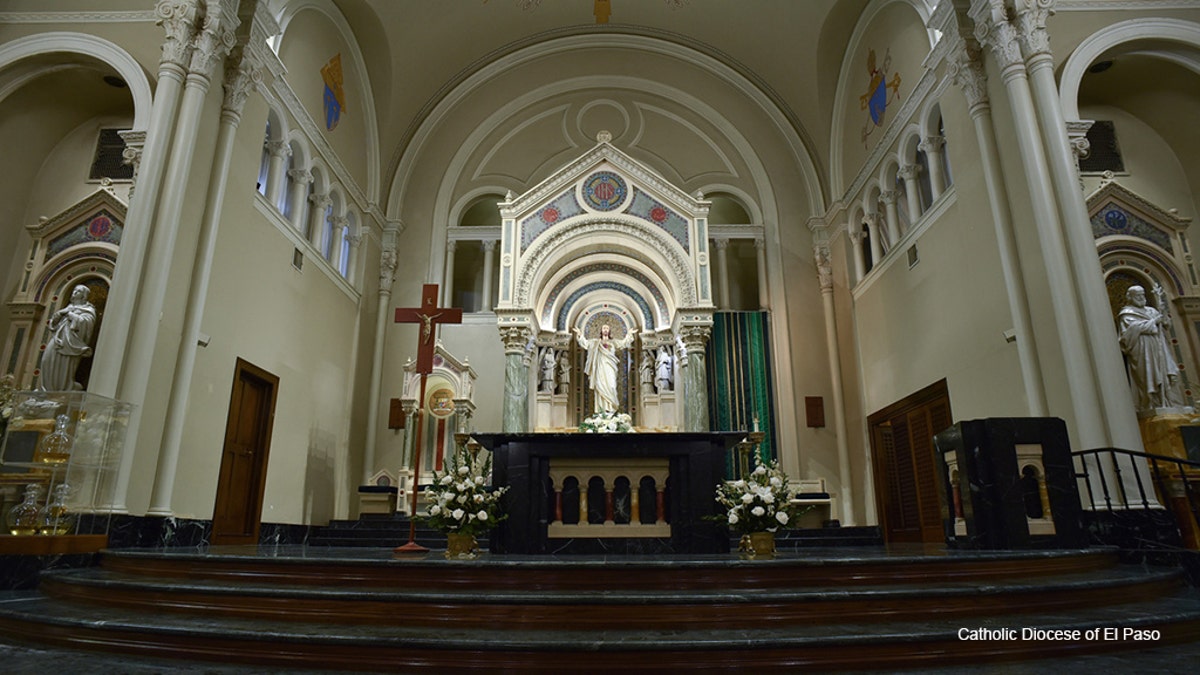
473, 432, 743, 554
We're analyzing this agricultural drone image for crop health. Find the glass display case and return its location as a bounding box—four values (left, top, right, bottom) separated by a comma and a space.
0, 391, 131, 538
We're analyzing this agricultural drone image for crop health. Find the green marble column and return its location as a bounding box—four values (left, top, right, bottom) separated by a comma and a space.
681, 326, 712, 432
500, 326, 531, 432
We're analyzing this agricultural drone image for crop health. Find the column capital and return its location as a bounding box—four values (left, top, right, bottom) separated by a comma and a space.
119, 129, 146, 173
220, 50, 259, 121
1014, 0, 1056, 62
265, 139, 291, 158
330, 215, 349, 230
445, 238, 458, 253
753, 237, 765, 251
288, 168, 312, 184
499, 325, 533, 354
678, 324, 711, 352
947, 39, 991, 113
345, 232, 363, 247
814, 244, 834, 292
863, 212, 881, 230
1067, 120, 1094, 161
187, 0, 239, 81
880, 190, 899, 206
972, 3, 1026, 75
481, 239, 498, 253
847, 229, 864, 245
712, 237, 730, 250
898, 164, 922, 181
155, 0, 200, 71
918, 135, 946, 155
308, 192, 332, 209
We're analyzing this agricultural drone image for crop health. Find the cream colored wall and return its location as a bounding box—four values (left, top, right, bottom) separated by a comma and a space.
277, 8, 370, 192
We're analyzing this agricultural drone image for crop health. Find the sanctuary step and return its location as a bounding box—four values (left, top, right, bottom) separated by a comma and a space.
0, 545, 1198, 671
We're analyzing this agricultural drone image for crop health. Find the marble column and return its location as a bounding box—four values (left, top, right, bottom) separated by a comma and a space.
713, 238, 731, 310
264, 139, 290, 208
946, 34, 1047, 417
919, 135, 948, 200
500, 325, 532, 432
899, 164, 924, 221
481, 239, 497, 312
754, 237, 769, 310
286, 168, 312, 229
442, 239, 457, 307
308, 193, 331, 249
973, 3, 1107, 449
114, 0, 240, 514
1016, 2, 1142, 454
816, 244, 855, 525
881, 190, 902, 244
848, 229, 867, 283
864, 213, 884, 262
149, 36, 260, 516
330, 215, 348, 265
90, 0, 197, 403
363, 225, 400, 483
680, 325, 711, 432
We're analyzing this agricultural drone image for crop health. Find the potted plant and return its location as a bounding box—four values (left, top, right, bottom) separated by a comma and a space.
713, 456, 810, 557
421, 443, 508, 559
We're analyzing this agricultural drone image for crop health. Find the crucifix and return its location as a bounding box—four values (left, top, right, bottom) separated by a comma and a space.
393, 283, 463, 553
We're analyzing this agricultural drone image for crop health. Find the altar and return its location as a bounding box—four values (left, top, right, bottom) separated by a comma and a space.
472, 432, 744, 554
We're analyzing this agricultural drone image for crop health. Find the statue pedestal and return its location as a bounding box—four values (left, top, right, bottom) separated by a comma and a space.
1137, 409, 1197, 462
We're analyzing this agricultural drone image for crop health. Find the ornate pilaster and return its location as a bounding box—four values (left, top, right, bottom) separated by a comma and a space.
753, 237, 769, 310
1067, 120, 1094, 175
814, 243, 833, 293
118, 130, 146, 198
379, 241, 397, 292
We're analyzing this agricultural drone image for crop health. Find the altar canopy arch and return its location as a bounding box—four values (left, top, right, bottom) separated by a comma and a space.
495, 136, 716, 433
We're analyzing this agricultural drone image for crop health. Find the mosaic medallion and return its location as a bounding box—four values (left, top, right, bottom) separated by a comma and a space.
582, 171, 627, 211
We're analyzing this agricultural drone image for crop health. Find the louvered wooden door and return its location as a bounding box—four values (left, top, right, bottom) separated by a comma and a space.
868, 381, 951, 544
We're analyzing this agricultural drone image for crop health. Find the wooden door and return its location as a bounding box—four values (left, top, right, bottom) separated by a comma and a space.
868, 380, 951, 544
211, 359, 278, 545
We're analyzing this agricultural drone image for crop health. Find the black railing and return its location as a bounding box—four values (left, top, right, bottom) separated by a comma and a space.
1072, 447, 1200, 553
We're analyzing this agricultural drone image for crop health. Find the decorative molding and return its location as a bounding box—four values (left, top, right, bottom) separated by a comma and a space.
1057, 0, 1200, 9
0, 11, 157, 23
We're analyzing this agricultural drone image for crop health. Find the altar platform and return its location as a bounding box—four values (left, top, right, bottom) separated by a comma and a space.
2, 543, 1200, 672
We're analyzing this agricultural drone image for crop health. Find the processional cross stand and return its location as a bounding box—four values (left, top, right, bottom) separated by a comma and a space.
393, 283, 462, 553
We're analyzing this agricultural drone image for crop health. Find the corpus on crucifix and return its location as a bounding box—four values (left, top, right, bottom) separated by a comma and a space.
393, 284, 462, 553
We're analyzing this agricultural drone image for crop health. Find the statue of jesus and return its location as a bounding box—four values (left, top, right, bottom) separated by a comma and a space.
573, 323, 634, 413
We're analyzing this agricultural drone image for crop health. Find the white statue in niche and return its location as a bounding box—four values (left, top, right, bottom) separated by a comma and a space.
539, 347, 557, 394
639, 350, 654, 396
574, 323, 634, 413
1118, 284, 1186, 412
38, 284, 96, 392
656, 346, 674, 394
557, 350, 571, 395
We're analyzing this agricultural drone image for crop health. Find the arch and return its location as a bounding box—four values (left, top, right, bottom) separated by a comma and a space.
1060, 18, 1200, 122
272, 0, 381, 202
829, 0, 938, 197
0, 32, 152, 132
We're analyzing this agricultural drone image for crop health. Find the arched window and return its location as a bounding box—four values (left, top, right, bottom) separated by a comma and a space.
257, 122, 270, 197
339, 211, 356, 277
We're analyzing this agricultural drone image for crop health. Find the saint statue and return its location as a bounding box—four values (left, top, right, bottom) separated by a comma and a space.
655, 346, 674, 394
639, 350, 654, 396
557, 350, 571, 395
539, 347, 557, 394
38, 284, 97, 392
1118, 284, 1185, 411
573, 323, 634, 413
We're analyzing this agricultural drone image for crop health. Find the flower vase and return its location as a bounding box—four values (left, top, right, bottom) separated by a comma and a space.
743, 531, 776, 558
445, 532, 479, 559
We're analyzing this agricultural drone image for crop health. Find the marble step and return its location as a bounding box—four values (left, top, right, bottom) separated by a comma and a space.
34, 565, 1187, 628
2, 590, 1199, 672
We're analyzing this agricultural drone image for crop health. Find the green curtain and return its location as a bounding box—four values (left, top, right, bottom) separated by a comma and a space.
706, 311, 776, 478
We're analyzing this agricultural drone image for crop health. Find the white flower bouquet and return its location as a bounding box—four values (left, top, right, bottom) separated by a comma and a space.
579, 410, 633, 433
713, 456, 809, 534
420, 443, 508, 537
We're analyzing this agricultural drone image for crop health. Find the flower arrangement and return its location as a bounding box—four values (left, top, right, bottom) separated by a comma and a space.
714, 456, 809, 534
421, 443, 508, 537
580, 410, 633, 433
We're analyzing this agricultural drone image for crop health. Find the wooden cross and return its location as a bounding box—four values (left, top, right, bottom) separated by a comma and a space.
394, 284, 463, 374
393, 284, 462, 553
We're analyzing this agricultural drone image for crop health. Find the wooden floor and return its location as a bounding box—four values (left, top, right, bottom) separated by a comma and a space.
1, 544, 1199, 672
